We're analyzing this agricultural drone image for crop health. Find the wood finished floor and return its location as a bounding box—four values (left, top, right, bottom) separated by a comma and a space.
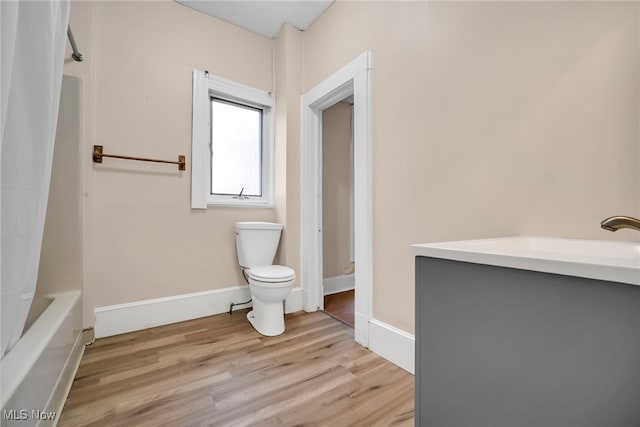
324, 290, 355, 327
59, 310, 414, 427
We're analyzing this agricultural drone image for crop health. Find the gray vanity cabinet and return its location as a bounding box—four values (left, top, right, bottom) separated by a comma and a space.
415, 256, 640, 427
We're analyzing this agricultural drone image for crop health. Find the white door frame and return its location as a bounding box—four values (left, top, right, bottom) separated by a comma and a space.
300, 51, 373, 347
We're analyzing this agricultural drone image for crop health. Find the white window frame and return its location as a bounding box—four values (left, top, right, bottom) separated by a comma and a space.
191, 70, 274, 208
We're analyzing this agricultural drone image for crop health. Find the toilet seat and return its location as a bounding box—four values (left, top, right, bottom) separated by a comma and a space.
248, 265, 295, 283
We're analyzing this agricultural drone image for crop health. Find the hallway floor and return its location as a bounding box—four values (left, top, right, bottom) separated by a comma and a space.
59, 310, 414, 426
324, 290, 355, 327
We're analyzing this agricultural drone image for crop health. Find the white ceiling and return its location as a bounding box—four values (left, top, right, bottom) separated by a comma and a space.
176, 1, 335, 39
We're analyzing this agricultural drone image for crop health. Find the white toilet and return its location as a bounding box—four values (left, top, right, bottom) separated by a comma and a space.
235, 222, 295, 336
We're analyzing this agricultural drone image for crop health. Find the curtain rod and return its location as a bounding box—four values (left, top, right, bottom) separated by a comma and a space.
67, 25, 84, 62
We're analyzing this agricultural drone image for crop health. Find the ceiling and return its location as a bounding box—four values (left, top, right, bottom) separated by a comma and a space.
175, 1, 335, 39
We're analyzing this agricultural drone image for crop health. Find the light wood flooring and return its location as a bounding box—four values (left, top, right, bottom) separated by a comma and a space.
59, 310, 414, 426
324, 290, 355, 327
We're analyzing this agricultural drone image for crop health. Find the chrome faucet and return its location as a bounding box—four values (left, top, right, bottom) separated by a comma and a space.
600, 216, 640, 232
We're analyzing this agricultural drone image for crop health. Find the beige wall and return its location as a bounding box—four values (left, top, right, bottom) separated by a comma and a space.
322, 102, 354, 278
33, 76, 83, 315
303, 1, 640, 333
63, 1, 97, 326
273, 24, 303, 277
65, 1, 275, 314
63, 1, 640, 335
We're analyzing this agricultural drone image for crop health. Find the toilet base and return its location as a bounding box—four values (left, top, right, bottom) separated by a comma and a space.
246, 301, 285, 337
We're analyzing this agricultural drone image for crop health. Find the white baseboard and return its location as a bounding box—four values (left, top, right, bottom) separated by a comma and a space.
95, 285, 303, 338
368, 319, 415, 374
285, 287, 303, 314
354, 311, 369, 347
93, 286, 413, 375
323, 274, 355, 295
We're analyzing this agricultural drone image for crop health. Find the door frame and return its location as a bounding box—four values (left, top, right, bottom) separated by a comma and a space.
300, 51, 373, 347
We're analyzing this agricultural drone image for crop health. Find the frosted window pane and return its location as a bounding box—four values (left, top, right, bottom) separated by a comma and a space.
210, 99, 262, 196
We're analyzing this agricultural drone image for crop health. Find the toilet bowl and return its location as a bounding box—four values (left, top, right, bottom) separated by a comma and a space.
235, 222, 295, 336
246, 265, 295, 336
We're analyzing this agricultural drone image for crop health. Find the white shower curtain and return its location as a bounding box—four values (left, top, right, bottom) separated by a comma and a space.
1, 0, 70, 357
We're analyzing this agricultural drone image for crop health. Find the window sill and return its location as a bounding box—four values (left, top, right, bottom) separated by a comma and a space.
206, 198, 274, 209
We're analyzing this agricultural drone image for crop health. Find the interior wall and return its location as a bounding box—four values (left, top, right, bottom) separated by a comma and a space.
65, 1, 275, 312
62, 0, 639, 333
273, 23, 303, 278
303, 1, 640, 333
322, 102, 353, 278
64, 1, 96, 327
29, 76, 83, 328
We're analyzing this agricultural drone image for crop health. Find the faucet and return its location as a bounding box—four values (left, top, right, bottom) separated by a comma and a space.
600, 216, 640, 232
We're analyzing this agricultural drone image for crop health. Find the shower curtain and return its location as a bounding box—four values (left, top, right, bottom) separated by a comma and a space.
1, 0, 70, 357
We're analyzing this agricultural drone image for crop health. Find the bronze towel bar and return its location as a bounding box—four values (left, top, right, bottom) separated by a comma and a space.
93, 145, 186, 171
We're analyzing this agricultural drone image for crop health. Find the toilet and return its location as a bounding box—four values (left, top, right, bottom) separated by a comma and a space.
235, 222, 295, 336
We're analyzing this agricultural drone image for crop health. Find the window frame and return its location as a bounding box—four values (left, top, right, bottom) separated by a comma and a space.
209, 97, 264, 198
191, 70, 274, 208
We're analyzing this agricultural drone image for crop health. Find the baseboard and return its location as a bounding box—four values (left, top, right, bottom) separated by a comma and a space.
93, 287, 413, 373
94, 285, 303, 338
354, 312, 369, 347
368, 319, 415, 374
285, 287, 303, 314
323, 274, 355, 295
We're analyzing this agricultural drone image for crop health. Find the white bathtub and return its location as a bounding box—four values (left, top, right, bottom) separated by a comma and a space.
1, 291, 84, 426
411, 236, 640, 286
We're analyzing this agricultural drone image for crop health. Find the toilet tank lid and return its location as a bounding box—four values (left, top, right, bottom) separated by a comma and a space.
236, 222, 282, 231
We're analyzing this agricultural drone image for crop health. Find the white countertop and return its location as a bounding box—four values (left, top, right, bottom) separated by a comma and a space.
411, 236, 640, 286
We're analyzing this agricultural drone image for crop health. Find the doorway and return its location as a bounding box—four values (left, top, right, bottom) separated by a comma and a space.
322, 101, 355, 327
300, 51, 372, 346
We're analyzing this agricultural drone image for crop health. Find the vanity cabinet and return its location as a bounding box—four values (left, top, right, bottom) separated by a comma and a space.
415, 255, 640, 426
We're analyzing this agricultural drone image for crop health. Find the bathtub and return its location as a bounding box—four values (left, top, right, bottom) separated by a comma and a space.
411, 236, 639, 285
1, 291, 84, 426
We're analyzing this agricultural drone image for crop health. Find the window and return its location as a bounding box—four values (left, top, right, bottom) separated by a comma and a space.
210, 98, 263, 197
191, 70, 274, 208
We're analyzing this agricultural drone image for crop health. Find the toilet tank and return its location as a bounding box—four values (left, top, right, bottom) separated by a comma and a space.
235, 222, 283, 268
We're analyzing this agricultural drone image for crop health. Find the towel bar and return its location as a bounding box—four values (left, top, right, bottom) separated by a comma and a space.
93, 145, 185, 171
